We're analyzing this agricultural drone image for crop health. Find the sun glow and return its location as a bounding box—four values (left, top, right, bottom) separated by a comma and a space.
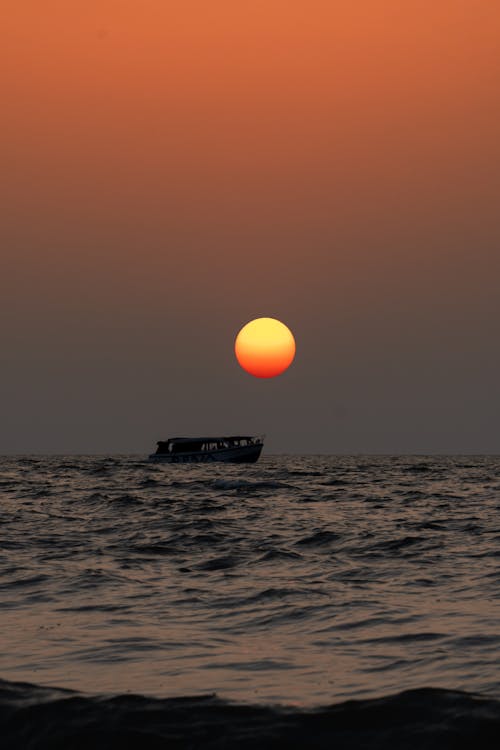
235, 318, 296, 378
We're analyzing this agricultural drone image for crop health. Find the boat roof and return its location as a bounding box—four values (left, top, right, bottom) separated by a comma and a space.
159, 436, 258, 444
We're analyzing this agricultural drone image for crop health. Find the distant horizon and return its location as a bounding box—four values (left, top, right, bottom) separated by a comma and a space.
3, 451, 500, 457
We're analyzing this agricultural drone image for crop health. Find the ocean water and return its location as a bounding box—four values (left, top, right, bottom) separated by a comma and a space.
1, 454, 500, 747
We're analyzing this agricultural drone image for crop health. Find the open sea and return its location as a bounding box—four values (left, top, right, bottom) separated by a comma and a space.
1, 454, 500, 747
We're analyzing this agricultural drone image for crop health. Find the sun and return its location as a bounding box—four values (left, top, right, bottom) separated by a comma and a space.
235, 317, 296, 378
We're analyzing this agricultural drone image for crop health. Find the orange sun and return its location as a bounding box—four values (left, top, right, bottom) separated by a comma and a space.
235, 317, 296, 378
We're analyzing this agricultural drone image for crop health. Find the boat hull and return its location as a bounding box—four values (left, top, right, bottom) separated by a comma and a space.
149, 442, 263, 464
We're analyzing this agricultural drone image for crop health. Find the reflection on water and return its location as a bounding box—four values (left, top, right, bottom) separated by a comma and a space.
1, 455, 500, 704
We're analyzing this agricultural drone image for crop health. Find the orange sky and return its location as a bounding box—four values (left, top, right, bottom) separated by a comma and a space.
2, 1, 500, 452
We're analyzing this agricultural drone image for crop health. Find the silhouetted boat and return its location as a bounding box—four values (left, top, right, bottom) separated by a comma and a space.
149, 436, 264, 463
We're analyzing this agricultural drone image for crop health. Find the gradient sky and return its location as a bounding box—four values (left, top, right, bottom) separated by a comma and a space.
2, 1, 500, 453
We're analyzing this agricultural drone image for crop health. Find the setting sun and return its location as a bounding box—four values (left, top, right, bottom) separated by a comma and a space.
235, 318, 296, 378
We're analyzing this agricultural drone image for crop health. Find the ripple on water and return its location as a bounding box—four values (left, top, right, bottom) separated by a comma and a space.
0, 454, 499, 706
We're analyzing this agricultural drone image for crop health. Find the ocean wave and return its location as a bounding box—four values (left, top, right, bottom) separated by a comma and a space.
2, 455, 500, 707
211, 478, 293, 493
1, 678, 500, 749
295, 530, 341, 547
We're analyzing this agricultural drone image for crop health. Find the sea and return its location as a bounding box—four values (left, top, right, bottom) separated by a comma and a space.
1, 454, 500, 748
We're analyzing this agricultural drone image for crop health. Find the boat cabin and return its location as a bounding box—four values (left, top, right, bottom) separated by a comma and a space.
155, 436, 260, 455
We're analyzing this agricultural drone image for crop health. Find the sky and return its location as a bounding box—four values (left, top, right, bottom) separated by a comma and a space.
2, 0, 500, 454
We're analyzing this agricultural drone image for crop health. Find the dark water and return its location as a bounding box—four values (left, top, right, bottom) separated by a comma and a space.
1, 455, 500, 747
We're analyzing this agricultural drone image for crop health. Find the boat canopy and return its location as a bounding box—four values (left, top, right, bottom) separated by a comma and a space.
166, 436, 258, 444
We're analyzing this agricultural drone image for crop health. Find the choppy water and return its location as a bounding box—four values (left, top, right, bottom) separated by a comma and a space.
1, 455, 500, 746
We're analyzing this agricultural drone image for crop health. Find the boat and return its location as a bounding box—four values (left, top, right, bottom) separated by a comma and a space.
148, 435, 264, 463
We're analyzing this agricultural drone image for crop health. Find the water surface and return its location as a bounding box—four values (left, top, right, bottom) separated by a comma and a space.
1, 455, 499, 706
